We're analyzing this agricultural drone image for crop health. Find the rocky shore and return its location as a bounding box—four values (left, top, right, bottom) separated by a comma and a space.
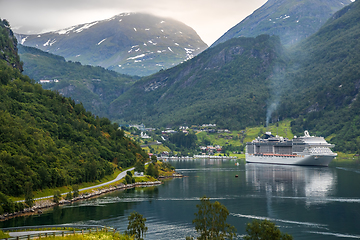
0, 181, 162, 221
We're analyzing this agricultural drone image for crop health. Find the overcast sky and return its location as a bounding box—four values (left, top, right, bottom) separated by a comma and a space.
0, 0, 267, 45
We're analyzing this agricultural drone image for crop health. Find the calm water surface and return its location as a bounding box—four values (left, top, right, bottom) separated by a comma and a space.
2, 159, 360, 239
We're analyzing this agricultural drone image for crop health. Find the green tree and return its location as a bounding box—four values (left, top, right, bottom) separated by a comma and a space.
53, 190, 61, 204
151, 155, 157, 164
134, 160, 145, 173
146, 163, 155, 177
15, 202, 24, 212
0, 192, 15, 214
126, 211, 148, 240
65, 191, 72, 200
192, 196, 236, 240
125, 174, 132, 184
72, 185, 79, 198
153, 164, 159, 179
243, 219, 293, 240
24, 182, 34, 208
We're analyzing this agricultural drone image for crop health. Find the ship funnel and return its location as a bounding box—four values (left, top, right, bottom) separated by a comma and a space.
304, 130, 310, 137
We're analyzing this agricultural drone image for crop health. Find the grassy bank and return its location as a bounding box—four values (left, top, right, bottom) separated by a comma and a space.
10, 160, 175, 204
9, 162, 161, 202
330, 152, 360, 167
10, 167, 125, 202
0, 230, 10, 239
4, 232, 133, 240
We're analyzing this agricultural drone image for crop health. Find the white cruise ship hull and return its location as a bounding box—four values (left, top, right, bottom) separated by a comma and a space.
245, 153, 336, 167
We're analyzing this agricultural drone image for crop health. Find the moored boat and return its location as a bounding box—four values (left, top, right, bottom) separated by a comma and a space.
245, 130, 337, 166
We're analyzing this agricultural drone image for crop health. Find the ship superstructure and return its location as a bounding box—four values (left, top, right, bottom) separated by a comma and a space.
245, 131, 337, 166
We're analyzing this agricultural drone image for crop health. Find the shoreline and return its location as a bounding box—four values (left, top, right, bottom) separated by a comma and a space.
0, 181, 162, 222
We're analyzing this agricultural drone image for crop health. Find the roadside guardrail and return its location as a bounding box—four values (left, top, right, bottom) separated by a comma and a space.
1, 225, 115, 240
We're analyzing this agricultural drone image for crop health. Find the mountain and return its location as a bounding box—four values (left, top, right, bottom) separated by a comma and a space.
109, 34, 287, 129
281, 0, 360, 153
0, 20, 148, 198
15, 13, 208, 76
18, 44, 138, 119
212, 0, 353, 47
107, 0, 360, 153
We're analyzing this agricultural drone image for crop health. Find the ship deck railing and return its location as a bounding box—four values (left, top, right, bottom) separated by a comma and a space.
251, 153, 300, 157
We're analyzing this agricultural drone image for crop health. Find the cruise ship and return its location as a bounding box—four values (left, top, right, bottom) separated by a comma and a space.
245, 130, 337, 166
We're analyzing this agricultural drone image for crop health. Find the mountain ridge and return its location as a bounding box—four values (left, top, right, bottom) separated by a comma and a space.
212, 0, 353, 47
15, 12, 208, 76
18, 44, 137, 119
104, 0, 360, 153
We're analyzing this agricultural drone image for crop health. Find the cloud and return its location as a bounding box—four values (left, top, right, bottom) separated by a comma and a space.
0, 0, 267, 45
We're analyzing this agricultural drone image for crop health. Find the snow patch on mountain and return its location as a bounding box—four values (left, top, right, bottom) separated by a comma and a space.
127, 54, 146, 60
20, 36, 28, 44
118, 13, 132, 17
43, 39, 56, 47
57, 26, 76, 35
15, 12, 208, 76
148, 40, 157, 45
74, 22, 98, 33
184, 48, 195, 59
97, 38, 107, 45
43, 39, 51, 46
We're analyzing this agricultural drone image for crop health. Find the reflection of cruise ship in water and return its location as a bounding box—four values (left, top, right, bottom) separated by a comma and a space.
245, 164, 336, 202
246, 131, 337, 166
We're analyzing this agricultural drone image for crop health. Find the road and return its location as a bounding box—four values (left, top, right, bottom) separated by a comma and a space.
32, 167, 137, 201
78, 167, 135, 192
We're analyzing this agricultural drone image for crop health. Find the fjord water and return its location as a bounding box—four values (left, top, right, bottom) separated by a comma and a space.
2, 159, 360, 239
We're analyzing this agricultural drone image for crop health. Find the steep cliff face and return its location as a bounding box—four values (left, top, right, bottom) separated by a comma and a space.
15, 13, 208, 76
212, 0, 352, 47
0, 19, 22, 71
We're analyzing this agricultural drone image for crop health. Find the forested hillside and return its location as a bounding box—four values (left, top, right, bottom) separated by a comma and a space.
18, 45, 138, 118
109, 35, 287, 129
285, 0, 360, 153
0, 20, 148, 197
107, 0, 360, 153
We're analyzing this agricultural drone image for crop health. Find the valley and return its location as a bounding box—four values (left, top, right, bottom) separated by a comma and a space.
1, 0, 360, 238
